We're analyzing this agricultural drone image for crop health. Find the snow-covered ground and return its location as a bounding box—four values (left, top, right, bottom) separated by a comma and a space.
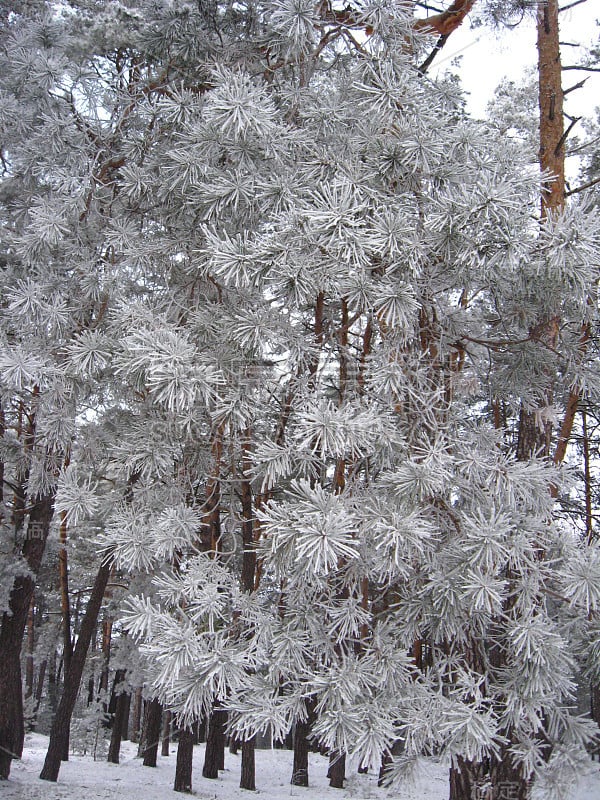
2, 734, 600, 800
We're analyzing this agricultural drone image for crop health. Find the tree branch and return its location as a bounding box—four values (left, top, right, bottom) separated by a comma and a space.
414, 0, 478, 36
562, 65, 600, 72
563, 77, 588, 95
559, 0, 589, 12
418, 33, 450, 74
565, 174, 600, 197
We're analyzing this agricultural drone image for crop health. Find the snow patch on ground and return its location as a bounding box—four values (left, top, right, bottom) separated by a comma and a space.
1, 734, 599, 800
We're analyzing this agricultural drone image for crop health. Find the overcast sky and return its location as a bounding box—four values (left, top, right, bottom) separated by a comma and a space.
429, 2, 599, 120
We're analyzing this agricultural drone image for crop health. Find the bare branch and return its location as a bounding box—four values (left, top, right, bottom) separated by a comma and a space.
418, 33, 450, 74
414, 0, 477, 36
563, 77, 589, 95
565, 174, 600, 197
562, 65, 600, 72
559, 0, 589, 12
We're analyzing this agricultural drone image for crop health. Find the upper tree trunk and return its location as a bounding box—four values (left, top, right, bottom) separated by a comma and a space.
0, 494, 54, 780
40, 555, 111, 782
537, 0, 564, 217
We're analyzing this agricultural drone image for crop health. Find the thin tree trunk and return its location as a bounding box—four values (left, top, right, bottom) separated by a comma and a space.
174, 727, 194, 793
107, 670, 128, 764
131, 687, 142, 743
141, 698, 162, 767
99, 617, 112, 700
161, 710, 171, 756
240, 736, 256, 790
40, 555, 111, 782
25, 598, 35, 700
58, 510, 73, 679
328, 751, 345, 789
137, 700, 148, 757
202, 708, 226, 779
34, 658, 47, 717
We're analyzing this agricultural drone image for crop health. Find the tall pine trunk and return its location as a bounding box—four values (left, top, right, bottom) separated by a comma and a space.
40, 555, 111, 782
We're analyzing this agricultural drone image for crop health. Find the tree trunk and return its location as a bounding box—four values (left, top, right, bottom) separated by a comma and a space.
25, 598, 35, 701
174, 727, 194, 793
449, 756, 489, 800
194, 716, 206, 743
291, 716, 310, 786
40, 555, 111, 782
141, 698, 162, 767
202, 708, 226, 779
131, 687, 142, 743
240, 736, 256, 790
58, 511, 73, 680
0, 494, 54, 780
107, 670, 128, 764
137, 700, 148, 757
34, 658, 47, 718
161, 710, 171, 756
328, 751, 345, 789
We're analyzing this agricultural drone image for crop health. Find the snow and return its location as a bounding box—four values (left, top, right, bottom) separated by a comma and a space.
2, 734, 600, 800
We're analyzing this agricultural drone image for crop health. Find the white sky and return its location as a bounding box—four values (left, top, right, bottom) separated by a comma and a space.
429, 2, 599, 120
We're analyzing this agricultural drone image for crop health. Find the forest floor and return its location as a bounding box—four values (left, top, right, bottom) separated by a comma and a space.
2, 733, 600, 800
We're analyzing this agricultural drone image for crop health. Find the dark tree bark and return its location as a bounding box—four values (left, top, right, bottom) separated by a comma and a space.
174, 727, 194, 793
141, 698, 162, 767
34, 658, 47, 719
99, 618, 112, 698
161, 710, 171, 756
328, 751, 345, 789
202, 708, 227, 779
131, 687, 142, 743
449, 756, 490, 800
0, 495, 54, 780
240, 736, 256, 791
107, 670, 129, 764
25, 598, 35, 701
291, 717, 310, 786
194, 716, 206, 744
40, 555, 111, 782
137, 700, 148, 757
